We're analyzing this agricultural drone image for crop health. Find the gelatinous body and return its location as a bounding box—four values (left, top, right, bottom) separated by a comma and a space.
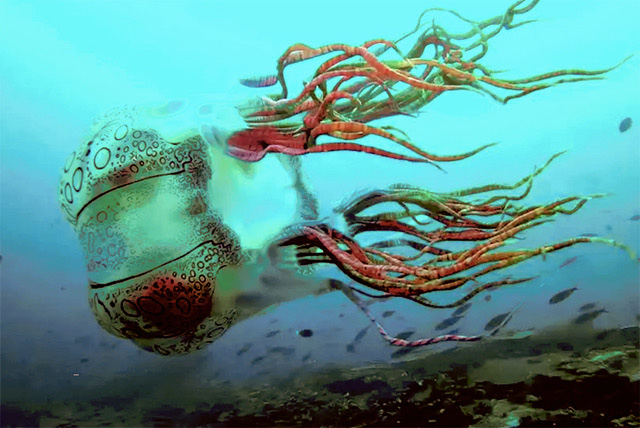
59, 103, 320, 355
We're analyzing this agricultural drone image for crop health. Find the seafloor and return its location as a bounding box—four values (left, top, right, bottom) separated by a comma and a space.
2, 324, 638, 427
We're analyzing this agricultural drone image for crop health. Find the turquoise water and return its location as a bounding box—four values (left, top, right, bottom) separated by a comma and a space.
1, 0, 639, 425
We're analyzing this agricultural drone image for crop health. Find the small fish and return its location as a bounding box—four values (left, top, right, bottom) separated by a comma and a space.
573, 309, 607, 324
251, 356, 265, 365
346, 344, 356, 353
630, 215, 640, 221
549, 287, 578, 304
559, 256, 579, 268
382, 310, 395, 318
484, 294, 492, 302
446, 329, 460, 336
435, 315, 463, 331
353, 325, 370, 343
619, 117, 632, 133
485, 301, 524, 334
451, 302, 472, 317
265, 330, 280, 338
606, 225, 613, 231
236, 343, 252, 356
391, 347, 416, 359
239, 74, 278, 88
579, 302, 597, 312
268, 346, 295, 357
484, 313, 512, 331
301, 352, 312, 362
396, 330, 415, 340
580, 233, 599, 237
297, 329, 313, 338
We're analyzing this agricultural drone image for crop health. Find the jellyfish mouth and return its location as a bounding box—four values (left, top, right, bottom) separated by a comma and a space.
226, 145, 265, 162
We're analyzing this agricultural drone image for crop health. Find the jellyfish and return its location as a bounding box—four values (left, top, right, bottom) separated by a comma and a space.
58, 100, 331, 355
59, 0, 634, 355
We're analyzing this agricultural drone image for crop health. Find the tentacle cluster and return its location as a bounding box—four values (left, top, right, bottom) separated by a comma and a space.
277, 152, 634, 316
229, 0, 626, 165
238, 0, 633, 348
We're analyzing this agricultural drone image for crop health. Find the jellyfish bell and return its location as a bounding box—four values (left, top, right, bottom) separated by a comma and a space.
58, 99, 324, 355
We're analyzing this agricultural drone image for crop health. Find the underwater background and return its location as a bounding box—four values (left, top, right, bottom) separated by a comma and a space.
1, 0, 639, 426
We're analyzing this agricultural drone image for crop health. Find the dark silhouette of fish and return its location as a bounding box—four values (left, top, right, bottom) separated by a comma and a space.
236, 343, 252, 356
435, 315, 463, 330
239, 74, 278, 88
579, 302, 597, 312
549, 286, 578, 304
265, 330, 280, 338
391, 347, 416, 359
452, 302, 472, 317
396, 330, 415, 340
353, 325, 370, 343
268, 346, 295, 357
382, 310, 395, 318
606, 225, 613, 231
485, 312, 512, 331
630, 215, 640, 221
297, 329, 313, 337
301, 352, 312, 362
559, 256, 579, 268
573, 309, 607, 324
485, 301, 524, 334
484, 294, 492, 302
619, 117, 632, 133
251, 356, 265, 365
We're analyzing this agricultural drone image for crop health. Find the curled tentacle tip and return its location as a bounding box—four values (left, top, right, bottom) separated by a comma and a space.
482, 142, 499, 150
506, 18, 542, 29
590, 237, 636, 259
588, 193, 610, 199
432, 163, 447, 174
619, 54, 636, 65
